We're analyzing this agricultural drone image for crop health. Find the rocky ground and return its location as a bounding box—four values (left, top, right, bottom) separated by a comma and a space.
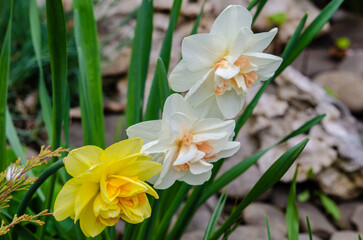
31, 0, 363, 239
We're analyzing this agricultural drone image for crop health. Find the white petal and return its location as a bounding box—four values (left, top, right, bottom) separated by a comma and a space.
192, 94, 224, 119
185, 70, 215, 107
248, 28, 278, 53
169, 112, 193, 141
215, 63, 240, 79
162, 94, 197, 121
182, 33, 226, 71
210, 141, 240, 162
234, 74, 248, 94
244, 52, 282, 78
180, 170, 212, 185
229, 27, 252, 59
188, 161, 213, 175
153, 147, 185, 189
174, 144, 198, 166
216, 90, 246, 119
210, 5, 252, 48
190, 151, 206, 163
126, 120, 162, 143
192, 118, 235, 134
169, 60, 210, 92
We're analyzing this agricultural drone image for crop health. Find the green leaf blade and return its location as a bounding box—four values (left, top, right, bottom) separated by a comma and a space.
126, 0, 153, 127
209, 138, 309, 240
286, 167, 299, 240
73, 0, 105, 147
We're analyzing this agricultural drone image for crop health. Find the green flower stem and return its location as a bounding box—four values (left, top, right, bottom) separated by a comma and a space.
16, 159, 64, 216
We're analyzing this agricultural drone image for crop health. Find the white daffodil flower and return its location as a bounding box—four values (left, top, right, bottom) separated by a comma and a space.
126, 94, 240, 189
169, 5, 282, 119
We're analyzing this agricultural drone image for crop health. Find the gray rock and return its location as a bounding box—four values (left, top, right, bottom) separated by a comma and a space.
270, 184, 290, 209
186, 196, 218, 232
253, 0, 330, 43
228, 226, 285, 240
242, 202, 287, 235
284, 233, 322, 240
335, 202, 361, 230
330, 231, 361, 240
314, 71, 363, 112
297, 202, 336, 239
352, 205, 363, 232
181, 230, 205, 240
339, 50, 363, 78
317, 168, 360, 200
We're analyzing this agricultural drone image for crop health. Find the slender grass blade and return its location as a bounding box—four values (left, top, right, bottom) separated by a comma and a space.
209, 138, 309, 240
286, 166, 299, 240
73, 0, 105, 147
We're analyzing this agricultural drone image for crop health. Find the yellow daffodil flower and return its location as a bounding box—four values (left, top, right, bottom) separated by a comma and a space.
53, 138, 162, 237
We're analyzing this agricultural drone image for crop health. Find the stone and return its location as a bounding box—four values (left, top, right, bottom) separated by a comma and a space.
292, 48, 340, 77
335, 202, 361, 230
351, 205, 363, 232
339, 50, 363, 78
242, 202, 287, 235
186, 196, 217, 232
102, 47, 131, 76
181, 231, 205, 240
297, 202, 336, 239
330, 231, 361, 240
228, 226, 285, 240
284, 233, 322, 240
314, 71, 363, 112
253, 0, 330, 43
270, 184, 290, 209
317, 168, 360, 200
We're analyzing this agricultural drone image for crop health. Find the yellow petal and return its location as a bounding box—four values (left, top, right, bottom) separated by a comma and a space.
53, 178, 80, 221
115, 156, 161, 181
107, 175, 147, 198
100, 138, 143, 162
79, 198, 106, 237
64, 146, 103, 177
119, 195, 151, 224
74, 182, 99, 221
138, 180, 159, 199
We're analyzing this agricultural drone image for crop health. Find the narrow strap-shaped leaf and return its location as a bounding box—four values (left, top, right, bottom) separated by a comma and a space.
126, 0, 153, 127
47, 0, 68, 150
286, 166, 299, 240
155, 184, 191, 240
5, 108, 26, 164
73, 0, 105, 147
359, 234, 362, 240
38, 0, 68, 238
200, 114, 325, 206
277, 114, 325, 144
203, 191, 228, 240
0, 0, 13, 171
266, 216, 271, 240
317, 192, 341, 220
306, 216, 313, 240
144, 0, 182, 121
190, 0, 206, 35
247, 0, 259, 10
279, 0, 343, 72
29, 0, 53, 140
209, 138, 309, 240
252, 0, 267, 24
166, 184, 206, 240
280, 13, 309, 61
157, 58, 171, 110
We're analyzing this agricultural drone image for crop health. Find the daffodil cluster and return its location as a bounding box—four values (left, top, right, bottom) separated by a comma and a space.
53, 4, 281, 237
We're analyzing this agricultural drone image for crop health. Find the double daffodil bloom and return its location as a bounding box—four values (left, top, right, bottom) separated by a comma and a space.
53, 138, 161, 237
169, 5, 282, 119
126, 94, 240, 189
